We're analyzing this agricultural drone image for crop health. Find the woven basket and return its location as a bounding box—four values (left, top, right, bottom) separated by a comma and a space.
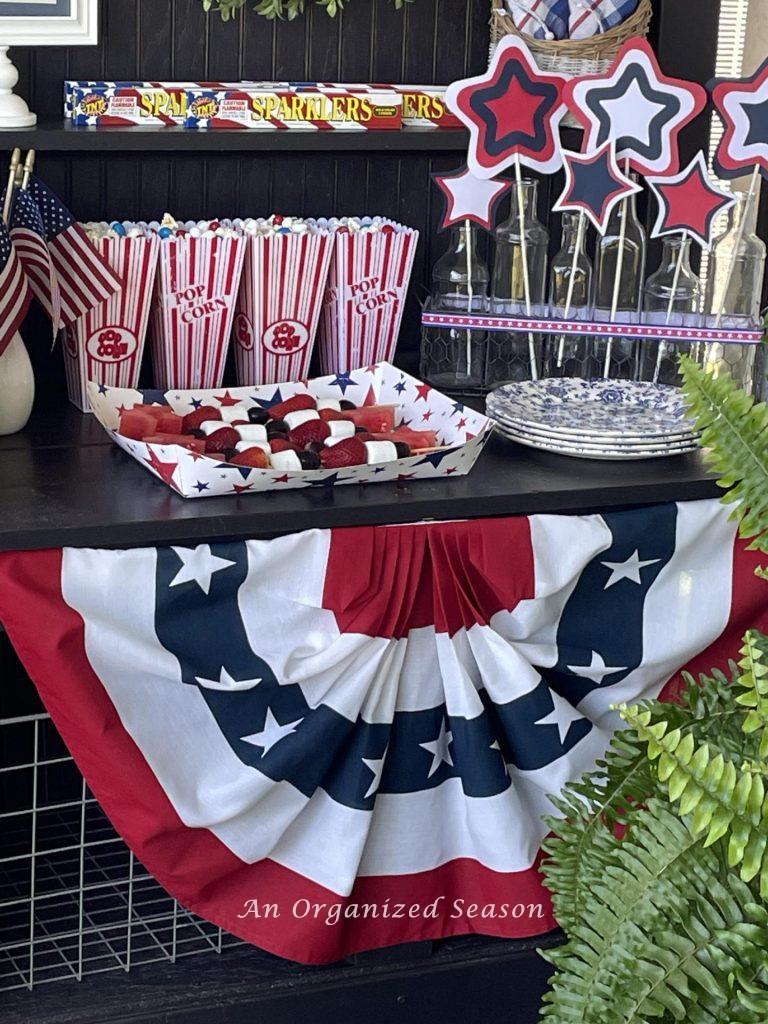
490, 0, 653, 126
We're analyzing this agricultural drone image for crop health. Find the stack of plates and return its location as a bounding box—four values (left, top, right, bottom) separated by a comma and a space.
487, 379, 701, 461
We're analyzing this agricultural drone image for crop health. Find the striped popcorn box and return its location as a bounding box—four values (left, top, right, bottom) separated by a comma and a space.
149, 233, 247, 390
63, 234, 159, 413
233, 226, 334, 386
318, 220, 419, 375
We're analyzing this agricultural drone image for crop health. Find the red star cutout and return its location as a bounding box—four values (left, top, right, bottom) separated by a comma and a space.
457, 418, 468, 429
397, 473, 417, 481
117, 404, 130, 417
232, 482, 255, 494
144, 448, 180, 492
415, 383, 432, 402
272, 474, 291, 484
647, 152, 736, 249
445, 468, 458, 475
422, 410, 433, 422
445, 35, 567, 178
215, 391, 242, 407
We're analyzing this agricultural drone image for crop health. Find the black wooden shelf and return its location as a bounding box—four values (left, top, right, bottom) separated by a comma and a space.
0, 122, 470, 153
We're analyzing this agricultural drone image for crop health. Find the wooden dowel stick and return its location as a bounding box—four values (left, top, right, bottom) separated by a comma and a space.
515, 155, 538, 381
21, 150, 35, 191
2, 148, 21, 226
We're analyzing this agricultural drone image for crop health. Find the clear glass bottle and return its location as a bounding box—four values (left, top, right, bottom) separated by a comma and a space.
486, 179, 548, 387
639, 236, 702, 386
546, 213, 596, 378
702, 189, 766, 393
594, 187, 647, 379
421, 223, 489, 391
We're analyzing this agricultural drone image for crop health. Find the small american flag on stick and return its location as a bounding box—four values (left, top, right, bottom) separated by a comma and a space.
10, 188, 62, 337
0, 221, 31, 358
25, 176, 123, 325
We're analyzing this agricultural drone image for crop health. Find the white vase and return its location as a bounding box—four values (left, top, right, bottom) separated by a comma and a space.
0, 333, 35, 435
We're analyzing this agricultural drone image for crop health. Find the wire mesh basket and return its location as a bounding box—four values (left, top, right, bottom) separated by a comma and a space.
0, 710, 243, 994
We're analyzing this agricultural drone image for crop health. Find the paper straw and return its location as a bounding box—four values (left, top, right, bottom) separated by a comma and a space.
464, 219, 474, 377
515, 155, 538, 381
603, 158, 632, 378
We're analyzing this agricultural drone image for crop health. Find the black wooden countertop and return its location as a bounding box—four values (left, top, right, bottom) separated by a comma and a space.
0, 404, 721, 552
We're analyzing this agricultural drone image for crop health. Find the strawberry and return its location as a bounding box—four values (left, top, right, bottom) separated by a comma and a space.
183, 406, 222, 433
205, 427, 241, 454
231, 447, 270, 469
289, 419, 331, 447
269, 394, 317, 420
320, 436, 367, 469
269, 438, 302, 454
318, 408, 352, 423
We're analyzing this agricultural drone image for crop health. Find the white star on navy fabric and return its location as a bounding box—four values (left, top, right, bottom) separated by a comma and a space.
567, 651, 627, 684
195, 667, 262, 692
361, 754, 386, 798
242, 708, 303, 755
169, 545, 236, 595
534, 690, 585, 745
602, 550, 661, 589
420, 719, 454, 778
433, 165, 511, 231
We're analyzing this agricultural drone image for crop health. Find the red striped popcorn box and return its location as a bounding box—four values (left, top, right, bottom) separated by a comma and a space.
149, 233, 247, 390
318, 221, 419, 375
63, 234, 159, 413
233, 226, 334, 385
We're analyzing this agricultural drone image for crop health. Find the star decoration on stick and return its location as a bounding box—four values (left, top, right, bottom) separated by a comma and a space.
564, 39, 707, 176
646, 152, 736, 249
432, 165, 512, 231
445, 35, 567, 178
709, 57, 768, 179
553, 141, 642, 234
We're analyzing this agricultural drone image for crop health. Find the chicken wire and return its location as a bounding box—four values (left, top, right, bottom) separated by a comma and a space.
0, 711, 243, 993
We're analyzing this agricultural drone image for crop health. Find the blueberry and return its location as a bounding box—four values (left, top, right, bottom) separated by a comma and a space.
394, 442, 411, 459
305, 441, 325, 454
248, 408, 270, 425
268, 431, 288, 442
189, 428, 205, 439
223, 449, 238, 463
297, 451, 321, 470
266, 419, 289, 435
339, 400, 356, 410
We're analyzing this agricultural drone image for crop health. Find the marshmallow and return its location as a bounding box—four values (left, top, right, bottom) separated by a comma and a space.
199, 421, 228, 435
270, 449, 302, 472
364, 441, 399, 464
317, 399, 342, 412
328, 420, 355, 439
284, 409, 320, 430
219, 406, 250, 424
236, 441, 270, 454
235, 424, 268, 442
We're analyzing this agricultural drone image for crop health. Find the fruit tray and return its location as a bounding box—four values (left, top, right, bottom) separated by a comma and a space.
87, 362, 491, 498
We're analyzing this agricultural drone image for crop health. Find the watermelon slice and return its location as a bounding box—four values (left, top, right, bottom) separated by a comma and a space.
119, 408, 163, 441
373, 429, 439, 449
143, 434, 205, 453
156, 412, 184, 434
344, 405, 396, 434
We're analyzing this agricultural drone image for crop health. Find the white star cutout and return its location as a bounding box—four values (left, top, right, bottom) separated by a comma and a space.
601, 550, 661, 589
195, 667, 262, 692
420, 719, 454, 779
534, 690, 585, 745
600, 78, 667, 149
169, 545, 235, 595
241, 709, 303, 755
567, 651, 627, 685
361, 754, 386, 798
434, 167, 510, 231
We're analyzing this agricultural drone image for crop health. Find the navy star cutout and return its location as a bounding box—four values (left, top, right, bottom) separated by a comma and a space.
553, 142, 641, 234
394, 380, 408, 395
329, 372, 356, 395
309, 472, 342, 487
98, 383, 109, 395
252, 387, 284, 410
190, 397, 204, 410
416, 448, 459, 469
194, 481, 210, 493
452, 402, 465, 415
710, 57, 768, 180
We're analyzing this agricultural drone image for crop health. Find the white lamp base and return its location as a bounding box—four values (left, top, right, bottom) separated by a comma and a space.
0, 46, 36, 129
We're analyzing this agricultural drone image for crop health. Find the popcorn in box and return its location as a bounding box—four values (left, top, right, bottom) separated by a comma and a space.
185, 86, 402, 131
149, 220, 248, 390
233, 218, 334, 386
87, 362, 491, 499
318, 219, 419, 374
63, 231, 160, 412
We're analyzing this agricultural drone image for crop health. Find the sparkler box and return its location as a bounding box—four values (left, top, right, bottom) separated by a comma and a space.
184, 86, 403, 130
63, 235, 160, 412
87, 363, 492, 499
66, 81, 239, 126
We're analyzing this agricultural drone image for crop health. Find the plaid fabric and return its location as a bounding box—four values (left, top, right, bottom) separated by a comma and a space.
505, 0, 569, 41
568, 0, 639, 39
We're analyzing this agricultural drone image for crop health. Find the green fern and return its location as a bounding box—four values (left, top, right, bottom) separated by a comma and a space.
680, 357, 768, 553
203, 0, 412, 20
620, 703, 768, 897
736, 631, 768, 758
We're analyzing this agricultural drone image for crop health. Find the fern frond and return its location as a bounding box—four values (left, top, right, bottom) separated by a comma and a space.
680, 357, 768, 553
620, 704, 768, 896
540, 801, 768, 1023
735, 630, 768, 757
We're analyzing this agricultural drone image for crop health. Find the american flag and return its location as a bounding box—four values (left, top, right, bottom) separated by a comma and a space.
10, 188, 62, 337
0, 220, 31, 358
0, 499, 764, 963
25, 175, 123, 326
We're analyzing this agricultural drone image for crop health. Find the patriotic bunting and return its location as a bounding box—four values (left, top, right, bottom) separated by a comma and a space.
445, 36, 567, 178
646, 152, 736, 249
564, 39, 707, 177
709, 57, 768, 180
432, 165, 512, 231
553, 141, 641, 234
9, 188, 62, 338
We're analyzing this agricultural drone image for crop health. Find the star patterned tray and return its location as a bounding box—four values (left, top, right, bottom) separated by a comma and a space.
87, 363, 492, 499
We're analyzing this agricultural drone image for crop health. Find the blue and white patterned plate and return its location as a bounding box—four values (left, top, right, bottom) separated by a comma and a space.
488, 404, 701, 445
488, 379, 698, 439
493, 422, 700, 461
